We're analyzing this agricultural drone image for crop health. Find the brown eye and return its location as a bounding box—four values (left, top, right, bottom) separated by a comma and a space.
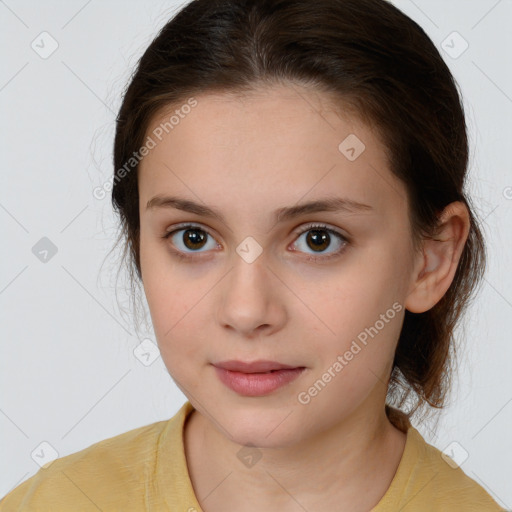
181, 228, 208, 250
292, 224, 348, 259
164, 225, 219, 255
305, 229, 331, 252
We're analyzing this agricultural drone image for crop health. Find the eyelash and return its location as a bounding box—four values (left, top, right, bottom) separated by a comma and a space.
161, 222, 349, 262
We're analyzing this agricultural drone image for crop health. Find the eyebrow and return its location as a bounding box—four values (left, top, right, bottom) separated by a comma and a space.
146, 194, 374, 224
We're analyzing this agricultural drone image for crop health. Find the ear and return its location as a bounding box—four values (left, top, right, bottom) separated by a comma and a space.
405, 201, 471, 314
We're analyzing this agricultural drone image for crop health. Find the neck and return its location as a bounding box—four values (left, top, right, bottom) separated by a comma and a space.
184, 398, 407, 511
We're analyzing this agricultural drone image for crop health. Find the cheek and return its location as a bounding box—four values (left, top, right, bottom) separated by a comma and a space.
144, 276, 205, 361
306, 254, 404, 340
301, 277, 403, 415
140, 235, 204, 356
144, 281, 209, 387
299, 248, 406, 388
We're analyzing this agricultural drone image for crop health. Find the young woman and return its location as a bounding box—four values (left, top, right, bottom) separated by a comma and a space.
1, 0, 505, 510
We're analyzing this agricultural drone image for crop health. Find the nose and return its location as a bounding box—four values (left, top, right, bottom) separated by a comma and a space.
216, 254, 287, 339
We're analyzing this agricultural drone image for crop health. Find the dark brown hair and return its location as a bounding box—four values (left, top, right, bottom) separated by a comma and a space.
111, 0, 486, 418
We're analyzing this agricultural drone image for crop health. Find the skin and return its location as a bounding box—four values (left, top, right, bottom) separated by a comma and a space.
137, 83, 470, 511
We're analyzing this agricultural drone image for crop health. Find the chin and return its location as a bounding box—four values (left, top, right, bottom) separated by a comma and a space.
216, 405, 303, 448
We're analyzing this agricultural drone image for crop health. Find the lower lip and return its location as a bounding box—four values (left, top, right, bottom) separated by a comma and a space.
213, 366, 306, 396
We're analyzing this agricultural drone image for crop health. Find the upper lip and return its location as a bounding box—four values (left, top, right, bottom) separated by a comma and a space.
212, 360, 302, 373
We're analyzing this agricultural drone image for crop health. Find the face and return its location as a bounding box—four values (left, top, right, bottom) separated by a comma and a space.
138, 83, 417, 448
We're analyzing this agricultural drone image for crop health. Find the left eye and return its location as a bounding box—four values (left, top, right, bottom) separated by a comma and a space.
291, 224, 348, 258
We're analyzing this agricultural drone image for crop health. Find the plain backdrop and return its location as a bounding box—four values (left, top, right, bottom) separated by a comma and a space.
1, 0, 511, 507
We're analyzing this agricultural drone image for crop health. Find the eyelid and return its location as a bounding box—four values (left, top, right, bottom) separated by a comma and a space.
163, 222, 217, 239
292, 222, 348, 239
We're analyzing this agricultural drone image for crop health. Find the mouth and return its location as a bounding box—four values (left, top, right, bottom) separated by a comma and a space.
212, 359, 303, 373
212, 360, 306, 396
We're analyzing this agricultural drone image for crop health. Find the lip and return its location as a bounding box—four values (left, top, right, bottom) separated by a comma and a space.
213, 359, 300, 373
212, 360, 306, 396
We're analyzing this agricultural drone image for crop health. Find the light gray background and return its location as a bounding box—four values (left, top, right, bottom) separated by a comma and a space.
1, 0, 511, 507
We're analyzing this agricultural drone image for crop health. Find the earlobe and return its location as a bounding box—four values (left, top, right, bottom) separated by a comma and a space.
405, 201, 470, 314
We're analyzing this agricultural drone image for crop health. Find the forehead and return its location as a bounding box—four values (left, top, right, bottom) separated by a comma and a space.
138, 84, 407, 223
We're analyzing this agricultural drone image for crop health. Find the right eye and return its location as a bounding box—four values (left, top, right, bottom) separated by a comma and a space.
162, 223, 220, 259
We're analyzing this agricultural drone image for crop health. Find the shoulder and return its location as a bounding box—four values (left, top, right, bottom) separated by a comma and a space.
381, 425, 506, 511
0, 419, 169, 512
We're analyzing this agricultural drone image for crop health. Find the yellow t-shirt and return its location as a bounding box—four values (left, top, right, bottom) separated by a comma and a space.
0, 401, 505, 511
